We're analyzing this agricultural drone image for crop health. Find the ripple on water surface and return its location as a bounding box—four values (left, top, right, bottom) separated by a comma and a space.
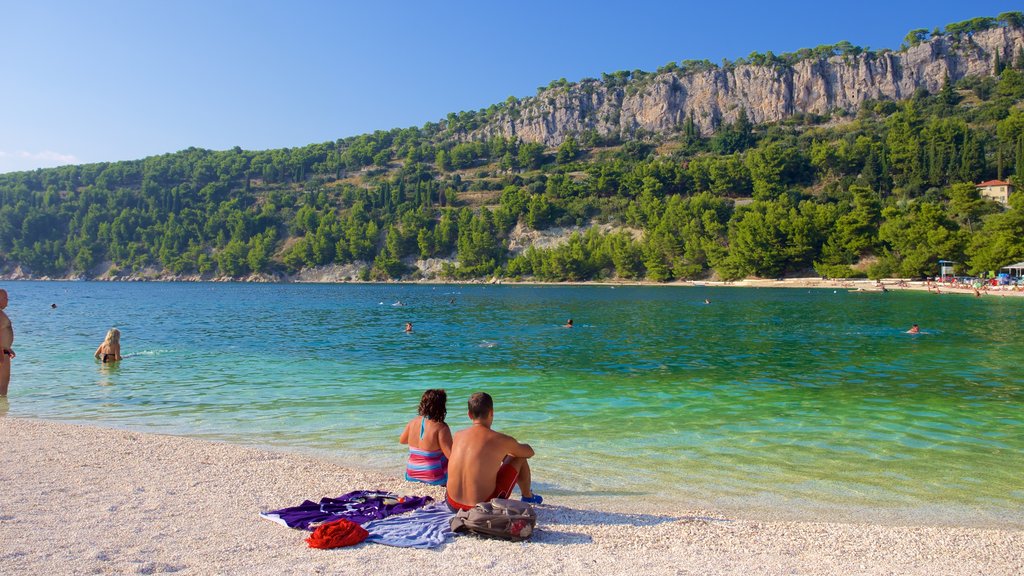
4, 281, 1023, 527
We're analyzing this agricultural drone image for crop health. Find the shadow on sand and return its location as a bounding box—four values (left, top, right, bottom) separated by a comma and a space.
538, 504, 729, 528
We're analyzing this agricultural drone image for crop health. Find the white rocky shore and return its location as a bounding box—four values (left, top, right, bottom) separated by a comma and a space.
1, 418, 1021, 575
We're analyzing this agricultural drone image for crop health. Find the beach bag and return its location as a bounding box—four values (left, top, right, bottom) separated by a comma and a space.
450, 498, 537, 541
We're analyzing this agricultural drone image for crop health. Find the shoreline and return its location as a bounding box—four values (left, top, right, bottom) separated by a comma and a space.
2, 274, 1022, 299
2, 417, 1021, 575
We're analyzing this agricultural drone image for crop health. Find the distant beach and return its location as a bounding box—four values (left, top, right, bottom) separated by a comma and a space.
2, 417, 1022, 575
2, 271, 1022, 299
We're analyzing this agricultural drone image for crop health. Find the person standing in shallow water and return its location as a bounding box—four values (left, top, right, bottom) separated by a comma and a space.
0, 289, 15, 396
94, 328, 122, 363
399, 389, 452, 485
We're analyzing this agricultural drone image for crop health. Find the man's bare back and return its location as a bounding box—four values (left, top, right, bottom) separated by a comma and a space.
445, 392, 540, 508
448, 424, 529, 504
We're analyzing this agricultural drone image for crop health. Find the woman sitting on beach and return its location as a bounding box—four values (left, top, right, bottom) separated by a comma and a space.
399, 389, 452, 486
94, 328, 122, 363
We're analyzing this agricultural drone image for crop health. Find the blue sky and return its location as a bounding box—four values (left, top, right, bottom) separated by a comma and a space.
0, 0, 1019, 173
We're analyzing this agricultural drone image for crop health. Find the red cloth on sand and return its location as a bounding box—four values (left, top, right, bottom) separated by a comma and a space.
305, 519, 369, 549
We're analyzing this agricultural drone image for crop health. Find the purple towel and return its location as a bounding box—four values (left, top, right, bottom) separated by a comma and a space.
261, 490, 432, 530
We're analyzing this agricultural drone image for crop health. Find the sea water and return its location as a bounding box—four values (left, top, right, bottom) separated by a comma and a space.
3, 281, 1022, 527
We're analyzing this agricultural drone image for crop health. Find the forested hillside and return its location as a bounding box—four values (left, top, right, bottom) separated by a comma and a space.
2, 14, 1024, 282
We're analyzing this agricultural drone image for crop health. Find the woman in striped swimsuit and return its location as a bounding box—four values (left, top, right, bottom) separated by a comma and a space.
399, 389, 452, 485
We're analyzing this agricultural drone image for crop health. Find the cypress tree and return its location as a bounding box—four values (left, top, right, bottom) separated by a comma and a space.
684, 110, 697, 141
939, 75, 959, 108
1016, 134, 1024, 181
927, 138, 942, 185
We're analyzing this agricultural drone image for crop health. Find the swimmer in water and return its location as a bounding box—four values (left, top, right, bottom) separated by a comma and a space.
704, 298, 710, 304
94, 328, 123, 363
906, 324, 920, 334
563, 319, 574, 328
405, 322, 413, 333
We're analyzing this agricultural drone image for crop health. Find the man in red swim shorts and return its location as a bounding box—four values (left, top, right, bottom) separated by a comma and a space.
445, 392, 542, 511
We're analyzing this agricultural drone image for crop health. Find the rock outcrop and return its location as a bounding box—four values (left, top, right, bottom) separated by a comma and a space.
466, 27, 1024, 146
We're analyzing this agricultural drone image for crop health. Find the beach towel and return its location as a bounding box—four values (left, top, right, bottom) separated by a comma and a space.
362, 502, 455, 549
260, 490, 432, 530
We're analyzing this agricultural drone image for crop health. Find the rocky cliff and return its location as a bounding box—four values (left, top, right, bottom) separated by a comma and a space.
467, 27, 1024, 146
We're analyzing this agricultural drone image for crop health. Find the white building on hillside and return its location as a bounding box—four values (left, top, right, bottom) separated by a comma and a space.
976, 179, 1014, 206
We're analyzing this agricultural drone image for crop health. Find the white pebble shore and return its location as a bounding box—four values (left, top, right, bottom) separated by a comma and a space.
1, 418, 1021, 575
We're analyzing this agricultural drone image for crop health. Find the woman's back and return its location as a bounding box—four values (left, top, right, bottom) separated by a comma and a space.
401, 416, 452, 486
406, 416, 447, 451
95, 342, 121, 363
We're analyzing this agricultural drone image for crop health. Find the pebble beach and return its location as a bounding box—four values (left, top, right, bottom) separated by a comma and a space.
1, 417, 1021, 575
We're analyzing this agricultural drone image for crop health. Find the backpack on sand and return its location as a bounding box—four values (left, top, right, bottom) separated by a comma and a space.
449, 498, 537, 541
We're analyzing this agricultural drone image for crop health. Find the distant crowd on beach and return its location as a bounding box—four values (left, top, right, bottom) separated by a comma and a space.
924, 276, 1022, 296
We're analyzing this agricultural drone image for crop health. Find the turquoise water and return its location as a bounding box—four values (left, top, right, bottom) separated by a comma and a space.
2, 281, 1022, 527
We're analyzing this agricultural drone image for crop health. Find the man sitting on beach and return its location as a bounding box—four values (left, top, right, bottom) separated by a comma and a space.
445, 392, 542, 510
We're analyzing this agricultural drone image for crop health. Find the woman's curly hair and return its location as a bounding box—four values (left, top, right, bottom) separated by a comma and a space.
418, 389, 447, 423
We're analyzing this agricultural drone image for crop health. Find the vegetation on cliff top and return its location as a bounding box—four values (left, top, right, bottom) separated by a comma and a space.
1, 14, 1024, 282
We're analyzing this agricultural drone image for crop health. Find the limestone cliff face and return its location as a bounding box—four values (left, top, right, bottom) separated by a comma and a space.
466, 27, 1024, 145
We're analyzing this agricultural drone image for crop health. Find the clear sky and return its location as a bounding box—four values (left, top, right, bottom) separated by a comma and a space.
1, 0, 1019, 173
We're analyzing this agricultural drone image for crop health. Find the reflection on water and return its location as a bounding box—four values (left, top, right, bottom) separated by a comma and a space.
2, 281, 1023, 527
97, 360, 121, 386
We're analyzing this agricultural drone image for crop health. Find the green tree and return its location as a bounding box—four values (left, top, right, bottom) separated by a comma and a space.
556, 136, 580, 164
966, 193, 1024, 273
745, 140, 810, 200
876, 202, 965, 277
903, 29, 929, 48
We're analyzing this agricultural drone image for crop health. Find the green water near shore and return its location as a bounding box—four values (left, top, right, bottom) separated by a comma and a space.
3, 281, 1022, 527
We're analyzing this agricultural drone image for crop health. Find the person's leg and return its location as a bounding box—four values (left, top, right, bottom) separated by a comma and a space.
500, 456, 535, 499
492, 456, 520, 499
516, 459, 533, 498
0, 355, 10, 396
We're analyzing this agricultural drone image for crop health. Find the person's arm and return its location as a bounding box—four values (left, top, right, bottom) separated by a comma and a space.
504, 435, 535, 459
438, 424, 453, 459
0, 315, 10, 362
94, 344, 103, 359
398, 420, 411, 445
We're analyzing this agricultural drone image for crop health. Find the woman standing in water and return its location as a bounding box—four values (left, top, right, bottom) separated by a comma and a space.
399, 389, 452, 485
94, 328, 122, 363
